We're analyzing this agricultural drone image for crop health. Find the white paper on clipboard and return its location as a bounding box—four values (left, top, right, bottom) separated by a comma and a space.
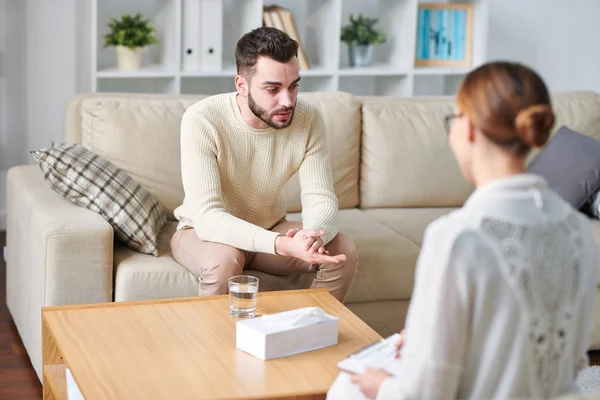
337, 333, 401, 376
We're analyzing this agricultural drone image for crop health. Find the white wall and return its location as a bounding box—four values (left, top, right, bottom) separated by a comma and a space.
0, 0, 78, 230
487, 0, 600, 93
26, 0, 78, 151
1, 0, 600, 230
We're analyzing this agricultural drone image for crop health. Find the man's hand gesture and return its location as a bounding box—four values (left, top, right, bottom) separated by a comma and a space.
275, 228, 346, 265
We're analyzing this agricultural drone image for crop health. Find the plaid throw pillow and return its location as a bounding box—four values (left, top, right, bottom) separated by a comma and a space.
31, 143, 167, 256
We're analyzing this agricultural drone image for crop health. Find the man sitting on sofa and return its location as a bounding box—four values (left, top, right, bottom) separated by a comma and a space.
170, 26, 359, 303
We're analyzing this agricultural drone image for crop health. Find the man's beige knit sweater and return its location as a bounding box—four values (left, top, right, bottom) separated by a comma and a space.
173, 92, 339, 255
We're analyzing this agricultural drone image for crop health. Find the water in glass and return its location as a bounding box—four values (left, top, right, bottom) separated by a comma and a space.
228, 276, 258, 318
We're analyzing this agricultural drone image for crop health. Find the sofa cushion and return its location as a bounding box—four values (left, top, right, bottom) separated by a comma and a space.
31, 143, 167, 256
66, 92, 206, 144
360, 97, 475, 208
114, 222, 199, 301
286, 208, 421, 303
114, 222, 315, 302
81, 97, 205, 218
363, 207, 456, 245
527, 126, 600, 209
114, 209, 421, 304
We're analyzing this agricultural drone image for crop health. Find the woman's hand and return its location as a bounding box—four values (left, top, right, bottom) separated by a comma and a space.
351, 368, 391, 399
395, 329, 406, 358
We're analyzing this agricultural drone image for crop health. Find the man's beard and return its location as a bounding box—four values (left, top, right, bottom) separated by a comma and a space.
248, 89, 295, 129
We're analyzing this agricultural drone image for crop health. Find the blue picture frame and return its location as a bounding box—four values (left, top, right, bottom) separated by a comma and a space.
415, 4, 473, 67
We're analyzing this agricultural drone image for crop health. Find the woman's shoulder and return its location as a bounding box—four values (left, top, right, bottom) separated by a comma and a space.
424, 209, 481, 242
423, 210, 492, 261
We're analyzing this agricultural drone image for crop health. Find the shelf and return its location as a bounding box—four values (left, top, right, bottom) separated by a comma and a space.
95, 0, 178, 79
273, 0, 341, 71
338, 65, 410, 76
87, 0, 490, 97
340, 0, 418, 71
180, 67, 334, 78
412, 67, 471, 76
96, 64, 176, 78
180, 67, 237, 77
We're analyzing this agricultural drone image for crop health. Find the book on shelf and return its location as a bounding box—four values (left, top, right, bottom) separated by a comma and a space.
263, 5, 310, 70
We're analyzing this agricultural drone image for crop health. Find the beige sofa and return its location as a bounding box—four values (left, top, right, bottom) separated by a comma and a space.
7, 90, 600, 381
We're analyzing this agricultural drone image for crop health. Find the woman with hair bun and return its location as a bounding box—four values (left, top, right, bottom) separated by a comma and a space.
327, 61, 597, 400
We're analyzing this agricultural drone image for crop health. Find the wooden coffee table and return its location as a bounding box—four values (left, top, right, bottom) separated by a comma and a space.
42, 288, 382, 399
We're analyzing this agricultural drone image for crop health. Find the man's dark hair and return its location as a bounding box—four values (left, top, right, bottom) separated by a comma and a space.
235, 27, 298, 78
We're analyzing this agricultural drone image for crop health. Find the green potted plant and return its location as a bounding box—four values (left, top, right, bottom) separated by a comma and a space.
340, 14, 386, 67
103, 12, 159, 71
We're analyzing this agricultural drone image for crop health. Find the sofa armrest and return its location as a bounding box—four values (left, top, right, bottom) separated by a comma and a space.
6, 164, 114, 380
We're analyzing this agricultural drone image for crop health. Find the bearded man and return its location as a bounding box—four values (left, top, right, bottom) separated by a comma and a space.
171, 26, 358, 303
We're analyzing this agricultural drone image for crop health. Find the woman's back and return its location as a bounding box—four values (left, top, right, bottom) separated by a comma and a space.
444, 174, 597, 398
327, 174, 597, 400
327, 61, 598, 400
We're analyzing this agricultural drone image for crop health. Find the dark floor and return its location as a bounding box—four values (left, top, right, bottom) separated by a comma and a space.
0, 231, 599, 399
0, 231, 43, 399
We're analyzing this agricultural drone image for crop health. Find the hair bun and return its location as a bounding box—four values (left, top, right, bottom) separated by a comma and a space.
515, 104, 555, 148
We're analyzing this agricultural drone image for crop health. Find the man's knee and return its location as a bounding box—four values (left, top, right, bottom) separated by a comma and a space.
172, 240, 245, 295
199, 246, 245, 289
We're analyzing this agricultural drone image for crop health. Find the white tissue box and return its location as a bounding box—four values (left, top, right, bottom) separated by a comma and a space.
236, 306, 339, 360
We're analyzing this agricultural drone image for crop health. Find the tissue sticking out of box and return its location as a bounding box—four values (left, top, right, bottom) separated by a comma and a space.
260, 307, 327, 326
236, 306, 339, 360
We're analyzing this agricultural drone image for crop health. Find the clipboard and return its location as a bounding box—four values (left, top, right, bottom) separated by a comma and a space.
337, 333, 401, 375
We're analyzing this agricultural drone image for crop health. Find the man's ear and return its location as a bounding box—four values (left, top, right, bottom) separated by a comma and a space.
234, 75, 247, 97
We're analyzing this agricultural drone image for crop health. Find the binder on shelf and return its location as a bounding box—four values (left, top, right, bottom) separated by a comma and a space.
263, 5, 310, 70
182, 0, 201, 71
200, 0, 223, 71
182, 0, 223, 72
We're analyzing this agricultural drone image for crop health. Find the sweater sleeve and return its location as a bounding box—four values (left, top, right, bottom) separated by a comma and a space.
375, 221, 472, 400
298, 107, 339, 245
179, 110, 280, 254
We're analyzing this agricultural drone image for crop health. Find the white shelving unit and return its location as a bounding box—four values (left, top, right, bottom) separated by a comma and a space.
86, 0, 489, 97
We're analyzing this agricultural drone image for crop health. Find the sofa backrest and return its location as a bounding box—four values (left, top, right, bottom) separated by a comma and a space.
65, 90, 600, 216
358, 96, 474, 208
65, 91, 361, 218
528, 91, 600, 161
357, 90, 600, 209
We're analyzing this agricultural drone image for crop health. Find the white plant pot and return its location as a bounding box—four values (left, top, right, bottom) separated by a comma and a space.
115, 45, 144, 71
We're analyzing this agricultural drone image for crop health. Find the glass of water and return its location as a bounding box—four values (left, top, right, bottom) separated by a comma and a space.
228, 275, 259, 318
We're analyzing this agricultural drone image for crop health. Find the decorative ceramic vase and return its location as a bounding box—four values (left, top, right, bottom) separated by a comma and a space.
115, 45, 144, 71
348, 44, 374, 67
